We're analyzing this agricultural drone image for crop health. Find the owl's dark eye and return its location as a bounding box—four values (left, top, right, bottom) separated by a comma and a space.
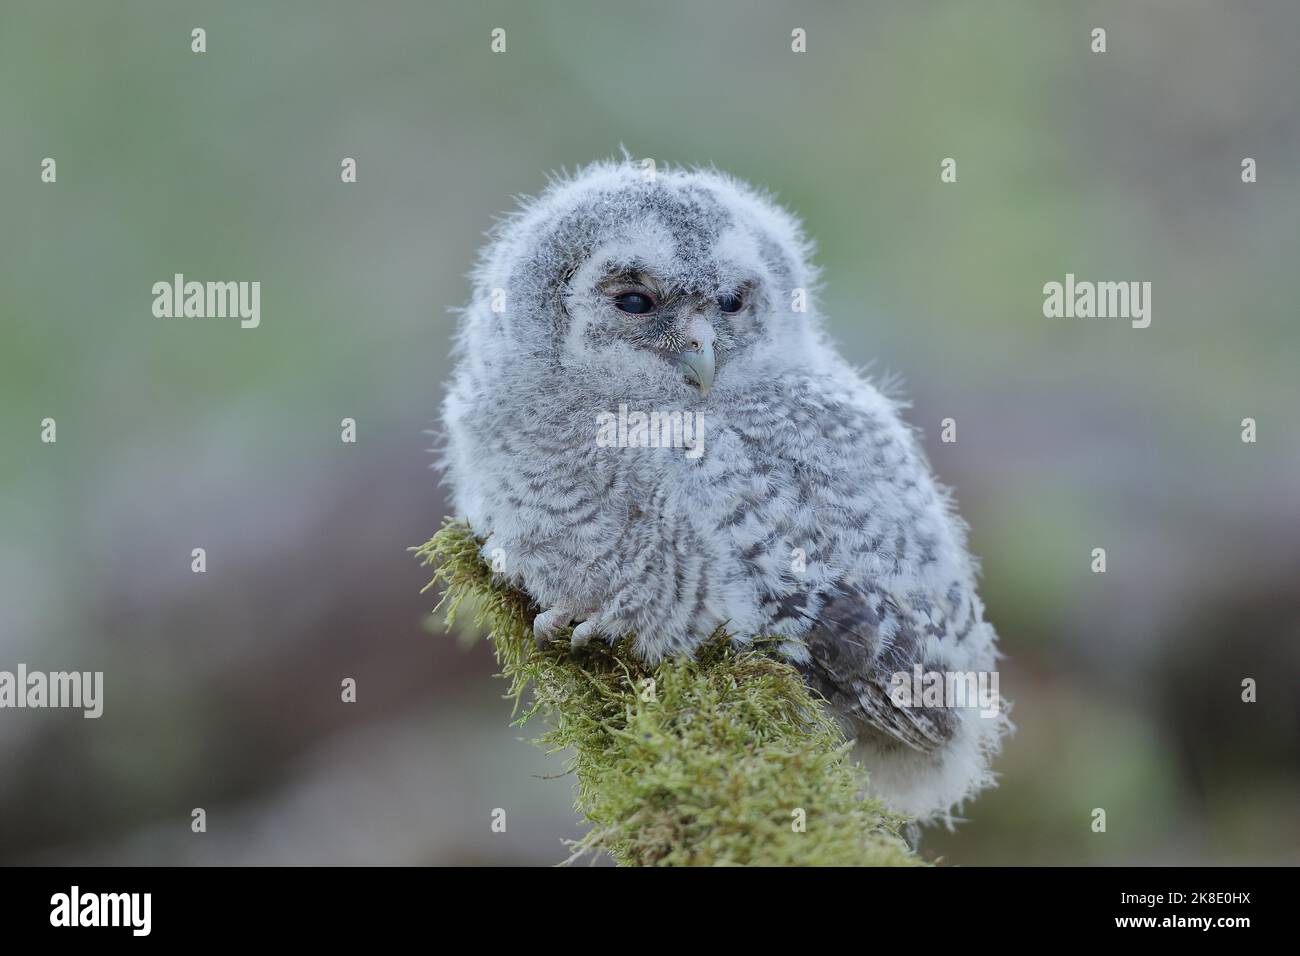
717, 292, 745, 314
613, 292, 656, 315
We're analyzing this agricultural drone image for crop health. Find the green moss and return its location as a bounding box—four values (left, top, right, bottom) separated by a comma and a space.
414, 520, 920, 866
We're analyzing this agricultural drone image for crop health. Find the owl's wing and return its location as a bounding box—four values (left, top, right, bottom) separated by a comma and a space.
794, 586, 961, 753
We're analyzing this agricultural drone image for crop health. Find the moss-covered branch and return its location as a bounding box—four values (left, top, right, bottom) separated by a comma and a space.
414, 520, 920, 866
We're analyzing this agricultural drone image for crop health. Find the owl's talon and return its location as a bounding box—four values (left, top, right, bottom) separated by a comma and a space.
533, 606, 577, 646
570, 620, 601, 649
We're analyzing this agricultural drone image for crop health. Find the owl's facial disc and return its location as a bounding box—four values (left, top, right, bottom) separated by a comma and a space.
597, 272, 726, 396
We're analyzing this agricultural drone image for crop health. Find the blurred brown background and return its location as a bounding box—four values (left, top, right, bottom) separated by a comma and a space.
1, 0, 1297, 865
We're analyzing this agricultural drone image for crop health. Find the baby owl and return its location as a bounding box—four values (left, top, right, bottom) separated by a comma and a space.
441, 158, 1009, 824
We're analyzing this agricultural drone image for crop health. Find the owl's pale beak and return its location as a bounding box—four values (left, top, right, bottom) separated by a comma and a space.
674, 318, 716, 396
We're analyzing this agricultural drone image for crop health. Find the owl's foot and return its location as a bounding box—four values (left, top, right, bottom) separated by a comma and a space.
533, 606, 577, 646
570, 618, 607, 649
533, 605, 611, 650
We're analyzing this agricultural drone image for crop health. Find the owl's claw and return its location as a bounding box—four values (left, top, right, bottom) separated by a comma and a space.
570, 620, 602, 649
533, 605, 611, 650
533, 606, 577, 646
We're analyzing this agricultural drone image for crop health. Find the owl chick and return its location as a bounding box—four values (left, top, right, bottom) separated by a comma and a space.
441, 158, 1010, 825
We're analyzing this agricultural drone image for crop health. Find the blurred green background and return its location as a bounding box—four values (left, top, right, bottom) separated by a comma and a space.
2, 0, 1297, 864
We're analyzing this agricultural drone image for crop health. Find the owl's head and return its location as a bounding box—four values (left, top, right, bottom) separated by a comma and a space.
468, 159, 822, 403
